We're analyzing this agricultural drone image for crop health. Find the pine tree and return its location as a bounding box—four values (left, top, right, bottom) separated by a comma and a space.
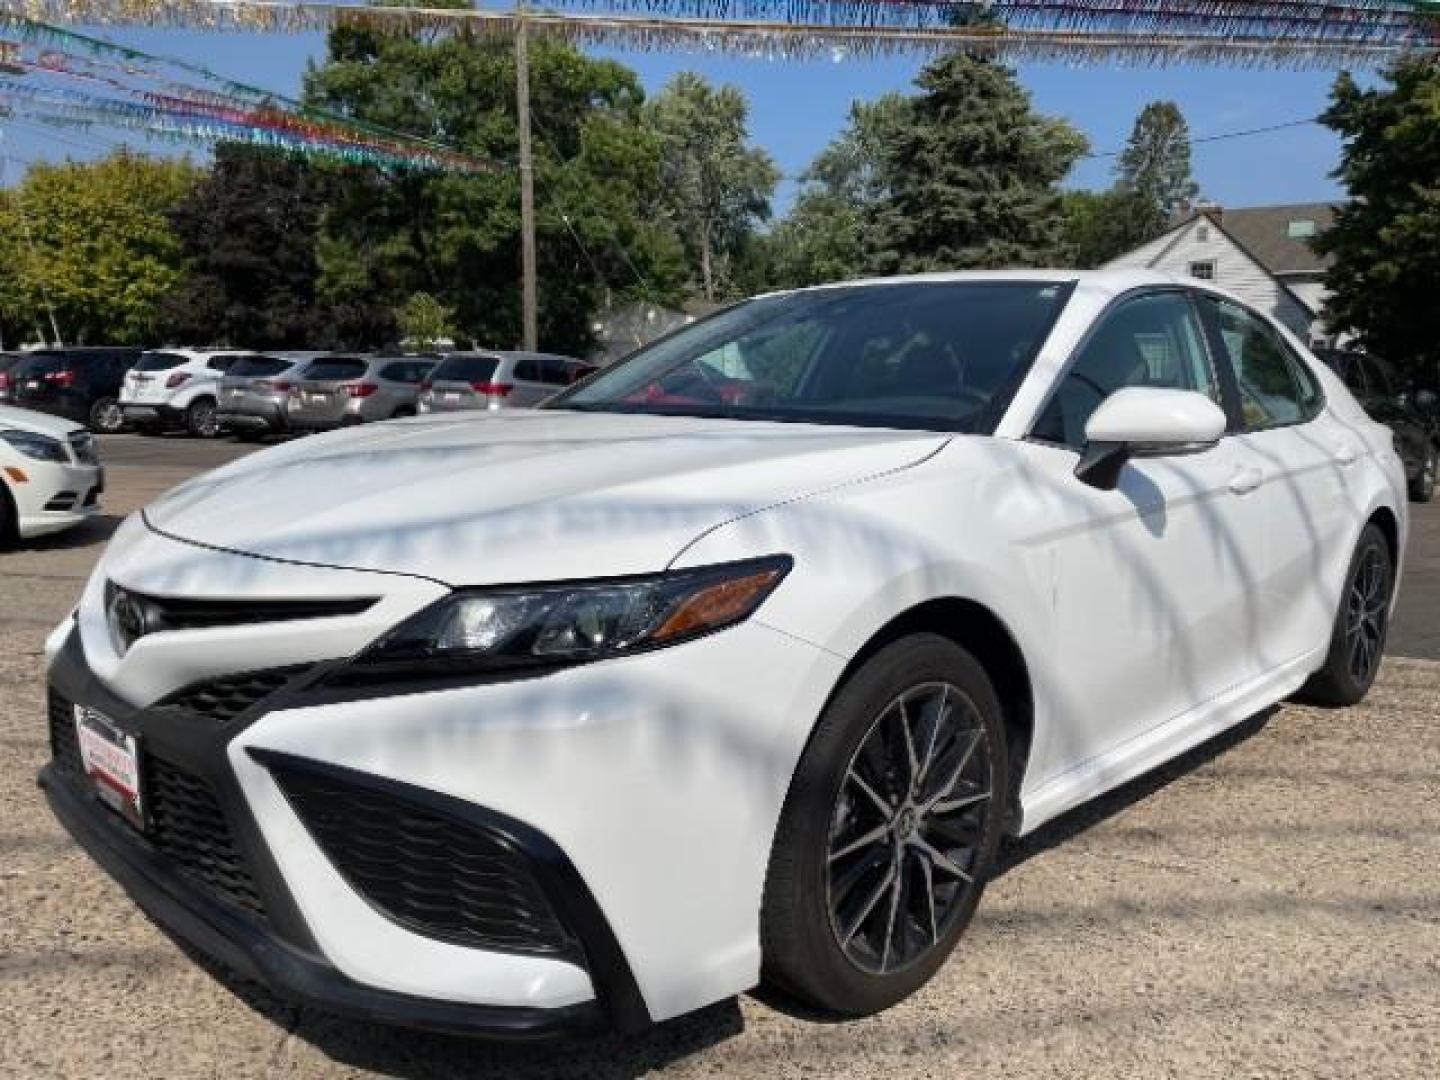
873, 55, 1086, 272
1113, 101, 1199, 241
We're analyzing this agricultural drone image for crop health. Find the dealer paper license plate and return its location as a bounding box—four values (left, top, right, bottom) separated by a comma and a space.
74, 705, 145, 831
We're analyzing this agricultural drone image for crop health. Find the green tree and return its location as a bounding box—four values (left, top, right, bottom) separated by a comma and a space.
1112, 100, 1199, 244
397, 291, 455, 346
1316, 62, 1440, 384
643, 72, 779, 301
304, 21, 682, 354
767, 94, 908, 287
873, 55, 1087, 272
160, 143, 347, 348
0, 151, 196, 344
1060, 187, 1157, 269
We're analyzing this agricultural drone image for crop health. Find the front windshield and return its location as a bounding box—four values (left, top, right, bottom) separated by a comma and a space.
551, 282, 1071, 432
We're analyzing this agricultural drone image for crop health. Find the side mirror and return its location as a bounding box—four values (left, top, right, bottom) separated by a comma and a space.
1076, 387, 1227, 490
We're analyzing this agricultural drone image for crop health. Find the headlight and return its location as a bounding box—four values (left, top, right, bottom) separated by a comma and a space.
0, 428, 68, 463
333, 556, 791, 683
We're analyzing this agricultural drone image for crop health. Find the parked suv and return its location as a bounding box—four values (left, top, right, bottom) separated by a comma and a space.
9, 347, 142, 433
286, 354, 437, 432
216, 352, 327, 440
1322, 349, 1438, 502
417, 351, 591, 414
120, 349, 255, 438
0, 352, 23, 405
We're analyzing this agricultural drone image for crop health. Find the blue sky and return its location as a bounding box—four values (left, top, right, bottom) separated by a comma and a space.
0, 26, 1353, 212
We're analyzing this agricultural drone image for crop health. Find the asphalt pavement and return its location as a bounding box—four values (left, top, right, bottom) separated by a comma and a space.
1, 433, 1436, 1079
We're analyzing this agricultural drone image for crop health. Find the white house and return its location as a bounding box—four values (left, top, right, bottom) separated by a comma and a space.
1105, 202, 1338, 344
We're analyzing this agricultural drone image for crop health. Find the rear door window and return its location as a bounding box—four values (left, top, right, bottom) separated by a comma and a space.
1199, 297, 1323, 430
513, 357, 542, 382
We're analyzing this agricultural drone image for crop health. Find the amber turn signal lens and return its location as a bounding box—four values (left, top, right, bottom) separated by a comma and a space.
3, 466, 28, 483
652, 569, 783, 642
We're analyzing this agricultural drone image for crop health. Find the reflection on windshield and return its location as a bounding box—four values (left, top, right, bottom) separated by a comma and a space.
551, 281, 1071, 433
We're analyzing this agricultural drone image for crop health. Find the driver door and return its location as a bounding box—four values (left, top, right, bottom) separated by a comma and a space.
1016, 289, 1267, 781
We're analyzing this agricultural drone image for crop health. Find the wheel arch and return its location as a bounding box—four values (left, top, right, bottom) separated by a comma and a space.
1368, 504, 1400, 578
834, 597, 1035, 833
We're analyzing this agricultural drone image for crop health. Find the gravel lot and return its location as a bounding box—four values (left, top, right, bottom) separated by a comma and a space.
2, 434, 1437, 1079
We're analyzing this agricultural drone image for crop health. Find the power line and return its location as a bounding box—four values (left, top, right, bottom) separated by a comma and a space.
1081, 116, 1322, 160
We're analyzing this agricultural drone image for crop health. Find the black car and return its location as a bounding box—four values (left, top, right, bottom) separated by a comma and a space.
0, 352, 23, 405
1322, 350, 1438, 503
9, 348, 143, 433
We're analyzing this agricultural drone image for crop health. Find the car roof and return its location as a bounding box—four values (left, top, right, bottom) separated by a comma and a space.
779, 268, 1233, 303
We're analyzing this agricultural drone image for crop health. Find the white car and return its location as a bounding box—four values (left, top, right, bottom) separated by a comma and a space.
120, 349, 256, 438
0, 404, 103, 544
41, 270, 1405, 1038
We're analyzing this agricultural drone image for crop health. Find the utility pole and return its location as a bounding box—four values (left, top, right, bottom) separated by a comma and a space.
514, 0, 538, 351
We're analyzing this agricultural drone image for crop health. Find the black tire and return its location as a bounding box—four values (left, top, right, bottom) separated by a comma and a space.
0, 482, 17, 548
761, 633, 1008, 1016
1300, 523, 1393, 706
88, 396, 124, 434
1410, 445, 1436, 504
392, 406, 416, 419
185, 397, 221, 439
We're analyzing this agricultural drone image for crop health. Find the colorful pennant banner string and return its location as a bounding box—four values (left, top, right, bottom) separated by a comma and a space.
1, 0, 1436, 44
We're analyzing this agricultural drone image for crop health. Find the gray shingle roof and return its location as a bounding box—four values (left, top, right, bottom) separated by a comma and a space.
1209, 202, 1339, 277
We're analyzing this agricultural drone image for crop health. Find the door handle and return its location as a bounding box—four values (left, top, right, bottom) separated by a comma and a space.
1334, 443, 1359, 467
1229, 467, 1265, 495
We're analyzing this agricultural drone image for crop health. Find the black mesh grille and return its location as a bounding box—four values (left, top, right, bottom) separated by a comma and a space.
154, 667, 306, 725
268, 759, 576, 958
48, 691, 266, 921
145, 756, 266, 918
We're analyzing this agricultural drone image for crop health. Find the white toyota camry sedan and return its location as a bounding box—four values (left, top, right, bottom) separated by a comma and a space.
41, 270, 1405, 1038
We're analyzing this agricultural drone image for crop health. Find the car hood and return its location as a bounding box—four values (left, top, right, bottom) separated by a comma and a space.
143, 410, 948, 585
0, 403, 83, 438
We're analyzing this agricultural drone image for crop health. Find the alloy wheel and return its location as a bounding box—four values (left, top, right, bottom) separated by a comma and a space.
1344, 545, 1387, 686
191, 401, 219, 438
826, 681, 993, 975
91, 399, 123, 434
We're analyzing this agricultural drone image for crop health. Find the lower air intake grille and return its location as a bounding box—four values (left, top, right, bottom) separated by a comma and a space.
265, 756, 577, 959
48, 691, 266, 920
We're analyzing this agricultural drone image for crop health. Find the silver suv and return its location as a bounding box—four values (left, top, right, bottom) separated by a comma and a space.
417, 351, 592, 414
216, 352, 328, 440
286, 354, 438, 432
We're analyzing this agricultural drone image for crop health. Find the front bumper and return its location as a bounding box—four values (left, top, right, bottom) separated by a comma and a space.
13, 461, 103, 538
40, 628, 641, 1037
40, 761, 602, 1039
49, 520, 847, 1029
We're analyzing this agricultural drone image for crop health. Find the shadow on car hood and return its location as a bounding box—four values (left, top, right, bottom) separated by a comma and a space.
144, 410, 949, 585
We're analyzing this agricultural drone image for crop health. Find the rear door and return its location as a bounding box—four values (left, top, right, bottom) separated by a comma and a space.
508, 355, 552, 406
1195, 293, 1354, 668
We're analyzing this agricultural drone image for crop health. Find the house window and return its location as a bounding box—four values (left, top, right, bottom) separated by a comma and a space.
1287, 219, 1317, 239
1196, 225, 1210, 242
1188, 260, 1216, 281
